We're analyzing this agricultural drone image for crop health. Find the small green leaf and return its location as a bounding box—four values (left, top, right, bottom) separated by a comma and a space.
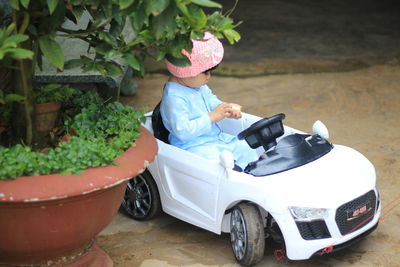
2, 48, 34, 60
82, 61, 97, 73
64, 59, 85, 69
47, 0, 59, 14
20, 0, 30, 8
184, 4, 207, 29
109, 20, 123, 38
5, 23, 16, 37
4, 34, 29, 48
119, 0, 134, 9
166, 35, 191, 58
122, 53, 140, 71
38, 36, 64, 70
125, 37, 144, 49
145, 0, 170, 16
8, 0, 19, 10
190, 31, 205, 40
165, 54, 190, 67
192, 0, 221, 8
150, 3, 178, 39
98, 32, 118, 47
104, 63, 124, 77
27, 25, 38, 37
155, 50, 166, 61
223, 29, 241, 44
129, 4, 147, 32
95, 43, 113, 55
4, 94, 25, 103
175, 0, 189, 17
71, 6, 85, 20
104, 49, 121, 61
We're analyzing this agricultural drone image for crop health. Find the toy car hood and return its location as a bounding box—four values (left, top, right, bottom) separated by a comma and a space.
229, 144, 376, 211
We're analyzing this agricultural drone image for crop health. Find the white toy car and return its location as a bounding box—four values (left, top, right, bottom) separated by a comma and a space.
122, 105, 381, 266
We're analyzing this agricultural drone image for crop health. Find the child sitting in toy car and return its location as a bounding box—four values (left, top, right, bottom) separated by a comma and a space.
159, 32, 258, 170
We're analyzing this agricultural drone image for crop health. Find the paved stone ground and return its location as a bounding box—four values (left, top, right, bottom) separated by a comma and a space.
98, 1, 400, 266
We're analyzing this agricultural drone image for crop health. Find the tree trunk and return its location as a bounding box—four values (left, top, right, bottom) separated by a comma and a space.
11, 52, 36, 146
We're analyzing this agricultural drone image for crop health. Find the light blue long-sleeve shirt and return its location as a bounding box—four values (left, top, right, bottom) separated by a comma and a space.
160, 81, 258, 169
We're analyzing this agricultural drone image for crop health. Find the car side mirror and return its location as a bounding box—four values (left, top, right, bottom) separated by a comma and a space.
312, 120, 329, 139
220, 150, 235, 169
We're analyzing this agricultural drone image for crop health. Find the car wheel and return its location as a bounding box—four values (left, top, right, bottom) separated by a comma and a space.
230, 203, 265, 266
122, 169, 161, 221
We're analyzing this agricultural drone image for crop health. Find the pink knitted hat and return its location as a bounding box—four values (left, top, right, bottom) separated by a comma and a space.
166, 32, 224, 78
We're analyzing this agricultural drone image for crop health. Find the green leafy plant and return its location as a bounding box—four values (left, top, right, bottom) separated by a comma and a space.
3, 0, 240, 131
0, 23, 33, 63
0, 91, 145, 180
0, 0, 240, 180
33, 84, 77, 104
0, 90, 24, 105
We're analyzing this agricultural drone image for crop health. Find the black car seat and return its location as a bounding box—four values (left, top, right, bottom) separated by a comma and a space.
151, 101, 170, 143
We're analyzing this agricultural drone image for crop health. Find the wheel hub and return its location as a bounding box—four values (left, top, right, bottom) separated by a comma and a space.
230, 209, 247, 260
124, 175, 152, 218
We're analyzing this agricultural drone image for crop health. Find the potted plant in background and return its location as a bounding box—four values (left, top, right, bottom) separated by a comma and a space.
33, 83, 76, 133
0, 0, 240, 266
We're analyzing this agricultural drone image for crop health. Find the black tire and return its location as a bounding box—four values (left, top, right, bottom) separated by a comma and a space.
230, 203, 265, 266
122, 169, 161, 221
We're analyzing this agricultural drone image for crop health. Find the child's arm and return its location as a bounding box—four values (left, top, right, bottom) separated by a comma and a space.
162, 96, 213, 141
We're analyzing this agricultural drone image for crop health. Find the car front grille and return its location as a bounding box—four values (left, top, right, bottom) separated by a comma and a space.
296, 220, 331, 240
335, 190, 377, 235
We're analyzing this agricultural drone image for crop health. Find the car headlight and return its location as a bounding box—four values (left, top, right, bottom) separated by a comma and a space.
289, 206, 329, 221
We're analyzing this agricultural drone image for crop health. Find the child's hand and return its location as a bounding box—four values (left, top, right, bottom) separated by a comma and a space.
209, 102, 233, 122
209, 103, 242, 123
228, 103, 242, 119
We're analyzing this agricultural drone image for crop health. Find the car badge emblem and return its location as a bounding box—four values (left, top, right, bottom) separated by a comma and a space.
346, 202, 371, 221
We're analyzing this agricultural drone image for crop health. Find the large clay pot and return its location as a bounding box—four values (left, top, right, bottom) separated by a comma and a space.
0, 126, 157, 266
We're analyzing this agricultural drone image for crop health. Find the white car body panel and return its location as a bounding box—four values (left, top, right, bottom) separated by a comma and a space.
142, 112, 380, 260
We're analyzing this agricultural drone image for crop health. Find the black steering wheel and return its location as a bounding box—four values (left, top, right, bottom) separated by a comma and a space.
238, 113, 286, 150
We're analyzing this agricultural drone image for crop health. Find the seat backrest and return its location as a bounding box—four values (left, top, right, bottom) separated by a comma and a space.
151, 101, 170, 143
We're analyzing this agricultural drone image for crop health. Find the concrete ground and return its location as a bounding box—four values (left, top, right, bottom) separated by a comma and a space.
98, 1, 400, 266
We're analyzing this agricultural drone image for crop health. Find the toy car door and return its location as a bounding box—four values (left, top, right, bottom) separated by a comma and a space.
153, 141, 226, 233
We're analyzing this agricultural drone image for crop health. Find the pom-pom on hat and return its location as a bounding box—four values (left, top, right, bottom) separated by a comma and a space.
166, 32, 224, 78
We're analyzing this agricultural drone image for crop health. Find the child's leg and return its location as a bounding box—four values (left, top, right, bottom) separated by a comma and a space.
185, 139, 258, 170
232, 139, 259, 169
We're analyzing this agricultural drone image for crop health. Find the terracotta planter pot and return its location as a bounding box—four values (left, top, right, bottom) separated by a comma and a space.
35, 101, 61, 132
0, 126, 157, 266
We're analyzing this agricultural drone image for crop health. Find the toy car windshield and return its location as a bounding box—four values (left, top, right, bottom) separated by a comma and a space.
238, 114, 333, 176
